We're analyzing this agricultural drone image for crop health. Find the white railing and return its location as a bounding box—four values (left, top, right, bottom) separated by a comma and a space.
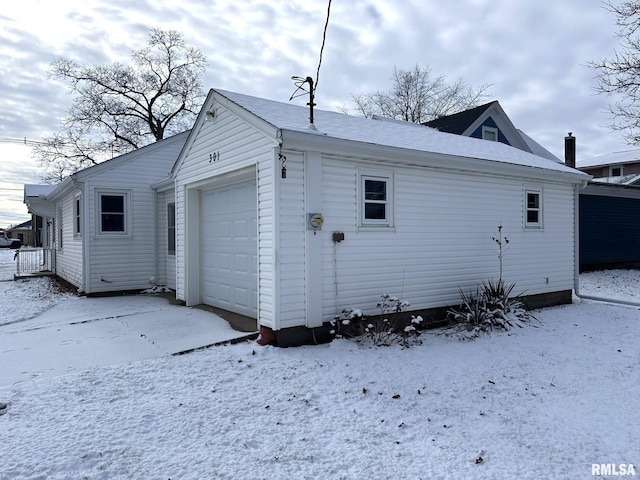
15, 248, 54, 276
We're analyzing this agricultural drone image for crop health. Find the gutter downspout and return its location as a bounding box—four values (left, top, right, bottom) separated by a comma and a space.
573, 181, 640, 307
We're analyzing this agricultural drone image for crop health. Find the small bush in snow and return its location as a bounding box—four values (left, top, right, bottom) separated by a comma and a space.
447, 279, 534, 339
333, 294, 424, 347
446, 226, 535, 339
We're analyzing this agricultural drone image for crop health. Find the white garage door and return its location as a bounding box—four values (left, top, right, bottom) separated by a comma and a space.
201, 180, 257, 318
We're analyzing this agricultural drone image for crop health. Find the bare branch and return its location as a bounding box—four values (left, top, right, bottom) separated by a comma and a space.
349, 64, 491, 124
590, 1, 640, 145
36, 28, 207, 180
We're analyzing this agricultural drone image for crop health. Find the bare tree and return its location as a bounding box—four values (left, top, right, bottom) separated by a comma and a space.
34, 28, 207, 182
590, 1, 640, 144
349, 65, 491, 124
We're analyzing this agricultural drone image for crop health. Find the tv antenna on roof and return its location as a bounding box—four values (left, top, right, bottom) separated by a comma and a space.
289, 0, 332, 125
290, 76, 316, 124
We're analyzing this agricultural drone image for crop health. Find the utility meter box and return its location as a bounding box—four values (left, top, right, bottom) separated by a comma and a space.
307, 213, 324, 231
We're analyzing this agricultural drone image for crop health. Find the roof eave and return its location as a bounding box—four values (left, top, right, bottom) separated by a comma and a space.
280, 128, 590, 184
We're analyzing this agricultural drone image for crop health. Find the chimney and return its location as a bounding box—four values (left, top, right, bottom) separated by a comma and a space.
564, 132, 576, 168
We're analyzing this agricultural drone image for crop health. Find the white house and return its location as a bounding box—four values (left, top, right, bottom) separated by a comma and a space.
24, 131, 189, 294
171, 89, 589, 345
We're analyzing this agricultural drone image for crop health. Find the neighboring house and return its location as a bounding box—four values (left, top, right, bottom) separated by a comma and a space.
6, 219, 33, 246
24, 131, 189, 293
424, 100, 562, 163
170, 89, 588, 345
23, 185, 56, 247
573, 149, 640, 270
580, 182, 640, 270
577, 149, 640, 180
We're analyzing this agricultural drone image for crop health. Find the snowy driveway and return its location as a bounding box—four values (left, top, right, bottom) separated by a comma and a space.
0, 288, 255, 388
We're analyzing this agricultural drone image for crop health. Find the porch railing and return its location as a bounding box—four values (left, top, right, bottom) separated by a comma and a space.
15, 248, 54, 276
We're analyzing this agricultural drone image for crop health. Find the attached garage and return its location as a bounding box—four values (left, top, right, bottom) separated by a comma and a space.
173, 88, 588, 346
181, 166, 260, 319
200, 179, 258, 317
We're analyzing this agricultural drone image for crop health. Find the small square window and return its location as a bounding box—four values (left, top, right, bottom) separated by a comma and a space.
98, 192, 127, 234
609, 165, 623, 177
482, 126, 498, 142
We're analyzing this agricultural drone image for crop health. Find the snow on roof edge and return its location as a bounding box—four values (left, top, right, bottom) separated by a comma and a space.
214, 88, 587, 180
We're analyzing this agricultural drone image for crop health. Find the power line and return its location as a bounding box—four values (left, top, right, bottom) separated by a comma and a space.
0, 136, 48, 146
288, 0, 332, 125
314, 0, 332, 93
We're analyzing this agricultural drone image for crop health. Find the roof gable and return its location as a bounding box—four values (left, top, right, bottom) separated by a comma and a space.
424, 101, 537, 155
10, 219, 32, 230
170, 89, 280, 177
423, 101, 495, 134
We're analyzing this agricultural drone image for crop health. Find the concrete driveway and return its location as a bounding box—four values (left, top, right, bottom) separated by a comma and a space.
0, 292, 257, 388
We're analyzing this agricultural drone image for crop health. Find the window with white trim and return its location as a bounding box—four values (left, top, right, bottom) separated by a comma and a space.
482, 126, 498, 141
58, 206, 63, 250
167, 202, 176, 255
359, 172, 394, 227
98, 192, 128, 234
74, 196, 82, 237
524, 189, 543, 229
609, 165, 623, 177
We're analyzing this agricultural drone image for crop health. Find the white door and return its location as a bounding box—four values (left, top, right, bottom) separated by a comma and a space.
201, 180, 257, 318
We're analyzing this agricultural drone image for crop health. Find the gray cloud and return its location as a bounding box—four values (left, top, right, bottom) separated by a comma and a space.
0, 0, 634, 225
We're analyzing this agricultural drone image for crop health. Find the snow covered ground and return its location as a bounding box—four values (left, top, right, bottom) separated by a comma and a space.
0, 249, 638, 479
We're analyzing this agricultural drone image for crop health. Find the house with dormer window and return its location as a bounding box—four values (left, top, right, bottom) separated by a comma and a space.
424, 100, 562, 163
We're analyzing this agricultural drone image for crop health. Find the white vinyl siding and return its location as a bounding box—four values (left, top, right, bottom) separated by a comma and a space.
174, 102, 275, 326
156, 189, 177, 290
53, 195, 83, 289
173, 91, 581, 332
82, 134, 186, 293
321, 157, 575, 322
277, 152, 306, 329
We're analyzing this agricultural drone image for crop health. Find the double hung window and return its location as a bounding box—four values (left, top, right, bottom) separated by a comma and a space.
359, 172, 394, 228
97, 191, 129, 235
524, 189, 543, 229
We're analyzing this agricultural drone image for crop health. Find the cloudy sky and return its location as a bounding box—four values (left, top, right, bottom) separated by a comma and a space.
0, 0, 632, 226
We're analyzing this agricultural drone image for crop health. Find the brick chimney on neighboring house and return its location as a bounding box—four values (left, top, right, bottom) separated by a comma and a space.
564, 132, 576, 168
